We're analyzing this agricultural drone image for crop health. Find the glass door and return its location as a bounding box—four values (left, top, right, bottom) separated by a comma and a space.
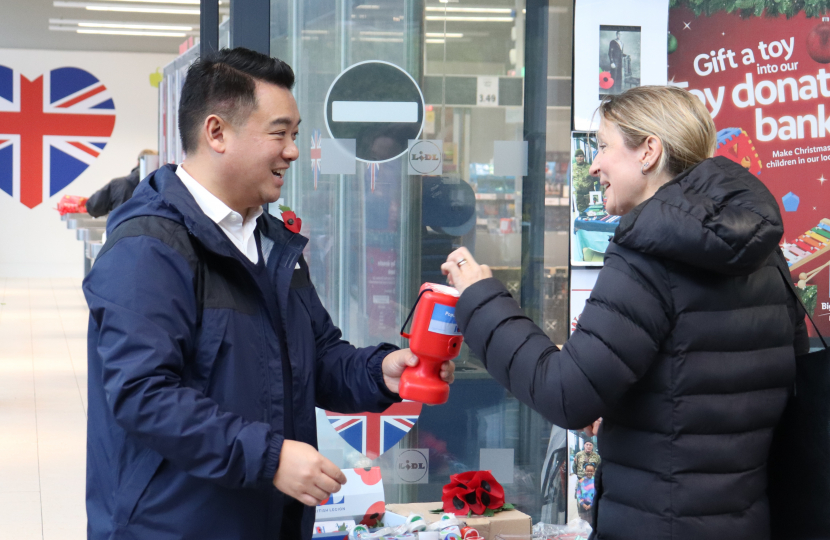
271, 0, 574, 521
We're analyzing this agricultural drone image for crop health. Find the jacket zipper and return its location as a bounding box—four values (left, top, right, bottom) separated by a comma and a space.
186, 221, 295, 427
261, 313, 272, 424
266, 239, 292, 427
218, 254, 277, 426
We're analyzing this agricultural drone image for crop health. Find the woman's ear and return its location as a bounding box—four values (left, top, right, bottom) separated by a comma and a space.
641, 135, 663, 174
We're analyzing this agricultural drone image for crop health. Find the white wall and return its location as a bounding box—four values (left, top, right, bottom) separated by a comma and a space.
0, 48, 175, 278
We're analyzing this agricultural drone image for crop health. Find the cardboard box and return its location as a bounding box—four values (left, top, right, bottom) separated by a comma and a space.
385, 503, 532, 540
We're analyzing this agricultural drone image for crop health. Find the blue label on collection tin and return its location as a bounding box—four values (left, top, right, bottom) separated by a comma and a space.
428, 303, 460, 335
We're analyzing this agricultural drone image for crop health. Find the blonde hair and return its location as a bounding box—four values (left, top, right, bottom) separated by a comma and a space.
597, 86, 716, 178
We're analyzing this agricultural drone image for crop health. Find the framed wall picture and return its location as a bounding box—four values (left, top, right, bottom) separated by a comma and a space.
573, 0, 669, 130
599, 25, 641, 99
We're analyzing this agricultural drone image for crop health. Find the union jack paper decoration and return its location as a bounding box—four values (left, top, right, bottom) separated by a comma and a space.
367, 162, 380, 193
311, 129, 321, 190
325, 401, 423, 460
0, 65, 116, 209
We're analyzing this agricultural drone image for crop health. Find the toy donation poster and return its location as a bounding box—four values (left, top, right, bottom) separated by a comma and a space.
669, 7, 830, 336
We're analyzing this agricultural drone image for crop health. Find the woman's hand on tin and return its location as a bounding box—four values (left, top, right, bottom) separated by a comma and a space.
441, 247, 492, 295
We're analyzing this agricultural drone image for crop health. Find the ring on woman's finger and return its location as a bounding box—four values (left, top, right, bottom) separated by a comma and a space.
457, 258, 467, 267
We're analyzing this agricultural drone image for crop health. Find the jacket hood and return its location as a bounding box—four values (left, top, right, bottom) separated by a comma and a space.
107, 164, 298, 260
613, 156, 783, 276
107, 165, 186, 230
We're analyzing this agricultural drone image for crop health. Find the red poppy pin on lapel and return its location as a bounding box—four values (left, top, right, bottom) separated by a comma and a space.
279, 205, 302, 234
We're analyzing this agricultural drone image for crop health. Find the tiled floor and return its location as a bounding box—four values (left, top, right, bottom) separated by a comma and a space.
0, 278, 88, 540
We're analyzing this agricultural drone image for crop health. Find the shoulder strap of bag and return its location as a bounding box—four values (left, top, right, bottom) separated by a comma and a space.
774, 249, 828, 350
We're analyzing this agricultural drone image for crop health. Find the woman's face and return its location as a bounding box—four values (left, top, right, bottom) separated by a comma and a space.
589, 120, 650, 216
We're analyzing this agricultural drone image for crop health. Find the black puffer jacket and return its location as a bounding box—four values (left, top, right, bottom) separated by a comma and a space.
86, 166, 141, 217
456, 157, 808, 540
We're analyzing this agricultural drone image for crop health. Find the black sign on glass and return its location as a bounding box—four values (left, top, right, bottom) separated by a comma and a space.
325, 61, 425, 163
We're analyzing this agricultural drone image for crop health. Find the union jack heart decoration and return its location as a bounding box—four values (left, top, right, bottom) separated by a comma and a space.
0, 65, 116, 209
325, 401, 423, 460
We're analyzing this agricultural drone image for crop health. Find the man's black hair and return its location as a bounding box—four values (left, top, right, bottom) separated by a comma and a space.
178, 47, 295, 155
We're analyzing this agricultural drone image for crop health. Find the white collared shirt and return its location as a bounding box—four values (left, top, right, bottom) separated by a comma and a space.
176, 165, 263, 264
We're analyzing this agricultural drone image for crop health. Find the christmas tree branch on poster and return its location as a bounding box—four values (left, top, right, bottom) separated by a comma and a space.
670, 0, 830, 18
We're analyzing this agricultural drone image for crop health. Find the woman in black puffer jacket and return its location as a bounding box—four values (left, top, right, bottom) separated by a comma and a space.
441, 86, 808, 540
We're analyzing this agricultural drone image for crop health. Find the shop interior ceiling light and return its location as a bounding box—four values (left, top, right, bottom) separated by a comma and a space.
100, 0, 201, 3
360, 31, 404, 36
53, 1, 202, 15
424, 15, 514, 22
80, 21, 192, 30
75, 28, 188, 36
49, 18, 195, 31
425, 6, 513, 13
355, 37, 404, 42
425, 32, 463, 38
520, 6, 567, 14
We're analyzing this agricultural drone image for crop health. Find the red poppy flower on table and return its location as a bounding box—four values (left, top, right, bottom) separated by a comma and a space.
441, 470, 505, 516
443, 485, 485, 515
451, 471, 477, 486
472, 471, 504, 509
599, 71, 614, 90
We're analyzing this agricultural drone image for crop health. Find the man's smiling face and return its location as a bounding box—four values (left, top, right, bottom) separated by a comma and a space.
222, 81, 301, 210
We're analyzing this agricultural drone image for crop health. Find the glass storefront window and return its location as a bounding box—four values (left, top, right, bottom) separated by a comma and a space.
271, 0, 573, 522
159, 45, 198, 166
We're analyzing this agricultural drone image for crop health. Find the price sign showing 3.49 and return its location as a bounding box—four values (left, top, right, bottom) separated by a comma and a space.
476, 76, 499, 107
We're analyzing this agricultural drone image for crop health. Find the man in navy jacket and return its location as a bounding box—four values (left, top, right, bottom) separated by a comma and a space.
83, 47, 454, 540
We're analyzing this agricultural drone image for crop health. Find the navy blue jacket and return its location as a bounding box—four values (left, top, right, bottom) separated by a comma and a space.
456, 158, 807, 540
84, 165, 400, 540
